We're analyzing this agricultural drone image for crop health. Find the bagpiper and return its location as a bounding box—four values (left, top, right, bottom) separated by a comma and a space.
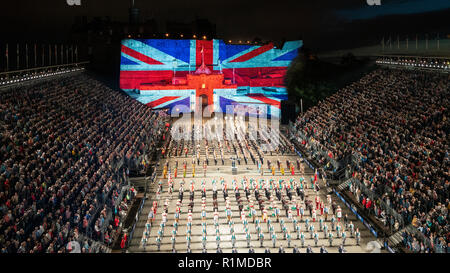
156, 235, 161, 251
186, 234, 191, 248
216, 234, 221, 248
328, 231, 333, 247
202, 223, 207, 235
187, 210, 193, 223
319, 216, 324, 231
323, 222, 329, 236
299, 205, 305, 221
202, 234, 207, 248
145, 219, 152, 233
262, 209, 268, 223
201, 209, 207, 221
331, 215, 336, 231
305, 217, 310, 230
336, 205, 342, 222
171, 234, 176, 249
293, 218, 298, 231
251, 207, 257, 223
309, 223, 315, 239
355, 228, 361, 245
162, 211, 167, 225
269, 224, 274, 235
141, 232, 148, 250
300, 231, 305, 248
313, 231, 319, 247
174, 206, 180, 223
349, 221, 355, 237
274, 205, 280, 222
226, 208, 232, 223
231, 232, 236, 248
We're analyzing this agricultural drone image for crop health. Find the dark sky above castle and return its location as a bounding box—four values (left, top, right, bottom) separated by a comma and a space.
1, 0, 449, 50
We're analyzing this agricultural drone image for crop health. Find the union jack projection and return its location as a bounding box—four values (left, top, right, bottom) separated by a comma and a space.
120, 39, 302, 117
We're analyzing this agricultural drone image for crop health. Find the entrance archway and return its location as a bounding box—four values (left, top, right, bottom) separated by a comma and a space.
200, 94, 208, 107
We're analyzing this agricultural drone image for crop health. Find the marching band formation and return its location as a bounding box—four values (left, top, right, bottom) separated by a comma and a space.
138, 119, 364, 253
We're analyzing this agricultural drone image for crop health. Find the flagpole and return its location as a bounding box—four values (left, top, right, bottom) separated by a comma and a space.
17, 43, 20, 70
5, 44, 8, 72
34, 43, 37, 67
26, 43, 28, 69
300, 98, 303, 115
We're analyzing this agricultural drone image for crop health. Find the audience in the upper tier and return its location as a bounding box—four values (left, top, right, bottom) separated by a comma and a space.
292, 68, 449, 253
0, 74, 167, 253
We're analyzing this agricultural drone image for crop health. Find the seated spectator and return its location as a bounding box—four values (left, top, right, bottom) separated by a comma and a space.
0, 73, 168, 253
291, 68, 449, 253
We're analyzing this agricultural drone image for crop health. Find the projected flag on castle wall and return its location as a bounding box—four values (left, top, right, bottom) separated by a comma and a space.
120, 39, 302, 117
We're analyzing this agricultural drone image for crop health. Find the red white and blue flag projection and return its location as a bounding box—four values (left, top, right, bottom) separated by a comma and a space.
120, 39, 302, 117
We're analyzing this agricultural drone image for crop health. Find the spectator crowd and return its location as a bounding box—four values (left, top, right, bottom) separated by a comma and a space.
0, 73, 167, 253
291, 68, 449, 253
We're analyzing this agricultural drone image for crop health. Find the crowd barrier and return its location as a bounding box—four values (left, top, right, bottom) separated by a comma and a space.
384, 241, 396, 253
125, 164, 158, 249
86, 166, 128, 241
126, 197, 146, 249
333, 189, 379, 238
349, 177, 405, 229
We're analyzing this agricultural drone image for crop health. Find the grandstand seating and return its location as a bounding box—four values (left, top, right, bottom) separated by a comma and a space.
291, 68, 449, 253
0, 73, 167, 253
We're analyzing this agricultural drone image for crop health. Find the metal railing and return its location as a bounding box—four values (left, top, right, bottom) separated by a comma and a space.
126, 197, 147, 249
349, 178, 405, 229
0, 61, 90, 77
403, 224, 445, 253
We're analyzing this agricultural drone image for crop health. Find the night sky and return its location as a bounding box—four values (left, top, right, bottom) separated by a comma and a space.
1, 0, 449, 51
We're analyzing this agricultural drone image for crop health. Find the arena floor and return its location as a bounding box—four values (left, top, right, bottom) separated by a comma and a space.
127, 116, 383, 253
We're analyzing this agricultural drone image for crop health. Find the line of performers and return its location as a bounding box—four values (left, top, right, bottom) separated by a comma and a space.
141, 175, 361, 252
